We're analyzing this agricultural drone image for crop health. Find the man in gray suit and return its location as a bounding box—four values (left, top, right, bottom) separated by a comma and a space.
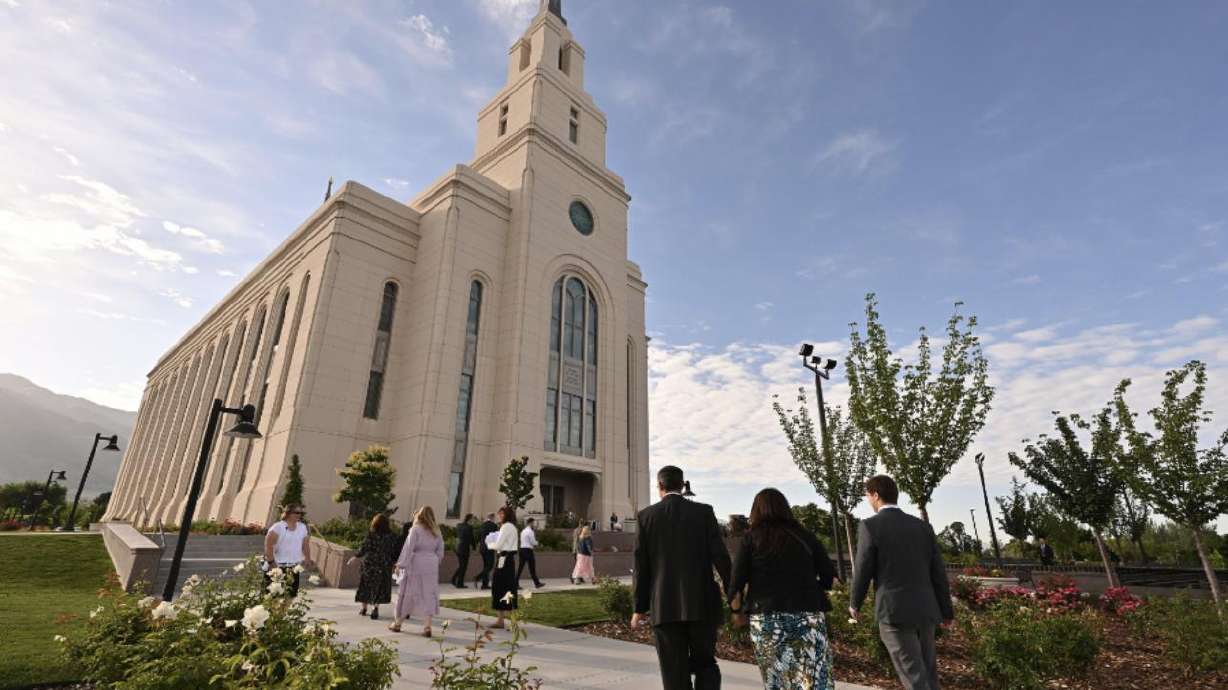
849, 475, 954, 690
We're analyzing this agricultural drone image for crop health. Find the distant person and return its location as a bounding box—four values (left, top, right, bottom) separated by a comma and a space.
264, 504, 313, 597
572, 521, 585, 554
849, 475, 954, 690
390, 506, 443, 637
451, 513, 476, 589
489, 506, 521, 629
729, 488, 837, 690
346, 513, 398, 619
474, 512, 498, 589
1038, 537, 1055, 566
517, 517, 545, 588
610, 512, 619, 531
571, 525, 595, 584
632, 466, 732, 690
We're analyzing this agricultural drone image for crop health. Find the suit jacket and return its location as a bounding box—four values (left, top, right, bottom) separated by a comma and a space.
633, 494, 732, 626
850, 507, 954, 628
477, 520, 498, 554
455, 522, 476, 553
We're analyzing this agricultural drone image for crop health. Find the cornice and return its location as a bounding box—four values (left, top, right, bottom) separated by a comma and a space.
472, 124, 630, 203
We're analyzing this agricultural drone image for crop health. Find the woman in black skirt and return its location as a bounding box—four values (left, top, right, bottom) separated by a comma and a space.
347, 513, 398, 620
488, 506, 521, 629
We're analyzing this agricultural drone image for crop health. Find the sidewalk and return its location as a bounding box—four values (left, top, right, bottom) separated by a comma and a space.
311, 579, 880, 689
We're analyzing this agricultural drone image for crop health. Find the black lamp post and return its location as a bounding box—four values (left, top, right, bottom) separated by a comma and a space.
969, 508, 982, 555
161, 400, 261, 602
974, 452, 1003, 568
29, 469, 67, 529
62, 434, 121, 531
681, 481, 695, 498
799, 343, 845, 579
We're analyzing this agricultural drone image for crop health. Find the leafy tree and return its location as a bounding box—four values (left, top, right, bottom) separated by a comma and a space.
791, 502, 846, 554
0, 481, 67, 513
1111, 486, 1151, 563
81, 491, 112, 526
845, 293, 994, 523
773, 389, 876, 566
1114, 361, 1228, 616
938, 521, 978, 556
1008, 409, 1124, 586
995, 478, 1034, 547
334, 445, 396, 518
498, 456, 538, 511
280, 454, 305, 509
1029, 493, 1098, 561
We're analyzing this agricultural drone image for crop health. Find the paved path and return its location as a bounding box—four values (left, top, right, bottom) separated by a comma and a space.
310, 578, 880, 690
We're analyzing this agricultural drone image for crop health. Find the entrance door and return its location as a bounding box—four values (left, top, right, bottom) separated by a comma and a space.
541, 484, 565, 515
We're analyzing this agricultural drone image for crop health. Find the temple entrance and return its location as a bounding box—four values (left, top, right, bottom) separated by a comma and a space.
538, 466, 596, 521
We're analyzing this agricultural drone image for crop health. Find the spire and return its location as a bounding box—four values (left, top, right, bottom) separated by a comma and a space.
540, 0, 565, 24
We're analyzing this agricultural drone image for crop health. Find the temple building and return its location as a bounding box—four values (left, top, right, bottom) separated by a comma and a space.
104, 0, 650, 528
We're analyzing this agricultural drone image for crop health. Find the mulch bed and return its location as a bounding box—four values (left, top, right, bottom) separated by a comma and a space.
577, 616, 1228, 690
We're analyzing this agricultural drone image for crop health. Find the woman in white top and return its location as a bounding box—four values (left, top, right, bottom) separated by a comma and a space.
488, 506, 521, 629
264, 504, 313, 596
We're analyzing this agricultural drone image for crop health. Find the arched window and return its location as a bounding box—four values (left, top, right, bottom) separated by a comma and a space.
271, 273, 311, 420
254, 290, 290, 423
363, 281, 398, 419
545, 275, 598, 457
448, 280, 483, 518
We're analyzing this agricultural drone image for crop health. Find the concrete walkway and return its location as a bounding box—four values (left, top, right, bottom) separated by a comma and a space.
310, 578, 880, 689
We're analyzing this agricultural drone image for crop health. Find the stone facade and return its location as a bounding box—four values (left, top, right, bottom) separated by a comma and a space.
104, 2, 650, 529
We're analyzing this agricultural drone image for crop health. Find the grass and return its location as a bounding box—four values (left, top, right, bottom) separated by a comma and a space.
0, 534, 113, 689
445, 589, 611, 628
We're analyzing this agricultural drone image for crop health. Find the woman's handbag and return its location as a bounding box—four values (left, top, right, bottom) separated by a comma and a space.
730, 588, 749, 629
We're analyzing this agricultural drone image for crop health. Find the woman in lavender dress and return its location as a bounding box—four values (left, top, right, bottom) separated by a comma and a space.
390, 505, 443, 637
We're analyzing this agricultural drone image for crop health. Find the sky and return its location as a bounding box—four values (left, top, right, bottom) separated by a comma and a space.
2, 0, 1227, 533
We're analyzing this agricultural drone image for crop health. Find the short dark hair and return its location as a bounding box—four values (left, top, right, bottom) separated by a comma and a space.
864, 474, 899, 504
657, 465, 684, 492
526, 517, 535, 525
497, 506, 517, 524
463, 513, 474, 522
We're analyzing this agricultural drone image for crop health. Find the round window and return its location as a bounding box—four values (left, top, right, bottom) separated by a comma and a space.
569, 200, 594, 236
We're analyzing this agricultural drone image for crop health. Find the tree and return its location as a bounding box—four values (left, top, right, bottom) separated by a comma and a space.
1008, 408, 1124, 587
1114, 361, 1228, 616
280, 454, 305, 509
995, 477, 1034, 547
773, 389, 876, 567
334, 445, 396, 518
1111, 486, 1151, 563
937, 521, 978, 556
0, 481, 67, 513
845, 293, 994, 523
498, 456, 538, 512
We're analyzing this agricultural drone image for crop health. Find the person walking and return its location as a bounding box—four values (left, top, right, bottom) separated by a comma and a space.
610, 512, 618, 531
390, 506, 443, 637
451, 513, 476, 589
849, 475, 954, 690
263, 504, 313, 597
1038, 537, 1055, 566
571, 525, 595, 584
631, 466, 732, 690
474, 512, 498, 590
728, 488, 837, 690
489, 506, 521, 629
517, 517, 545, 588
347, 513, 398, 620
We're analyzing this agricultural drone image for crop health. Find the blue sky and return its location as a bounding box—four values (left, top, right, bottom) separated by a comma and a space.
2, 0, 1227, 532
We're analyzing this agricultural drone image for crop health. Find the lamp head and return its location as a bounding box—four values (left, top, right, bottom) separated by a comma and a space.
52, 470, 67, 481
224, 404, 262, 439
823, 358, 838, 371
102, 435, 121, 452
974, 452, 985, 466
798, 343, 814, 358
681, 480, 695, 497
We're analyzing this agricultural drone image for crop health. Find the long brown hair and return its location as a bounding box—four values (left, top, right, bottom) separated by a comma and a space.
748, 488, 802, 555
370, 513, 390, 535
497, 506, 517, 525
414, 505, 440, 537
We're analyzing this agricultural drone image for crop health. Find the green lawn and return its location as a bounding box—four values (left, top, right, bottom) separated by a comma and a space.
0, 534, 113, 689
444, 589, 611, 628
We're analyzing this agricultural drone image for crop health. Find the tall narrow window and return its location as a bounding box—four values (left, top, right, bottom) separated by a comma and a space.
544, 275, 598, 457
271, 274, 311, 420
235, 306, 268, 490
498, 103, 509, 136
448, 281, 483, 518
627, 338, 634, 498
216, 321, 246, 494
558, 43, 571, 74
569, 107, 580, 144
364, 282, 398, 419
254, 290, 290, 423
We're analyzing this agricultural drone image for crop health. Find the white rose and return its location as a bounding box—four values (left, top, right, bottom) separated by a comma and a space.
242, 604, 270, 630
500, 592, 515, 604
90, 606, 103, 619
308, 575, 321, 586
524, 591, 533, 600
53, 635, 67, 643
151, 601, 178, 621
293, 564, 304, 574
185, 574, 201, 586
241, 660, 255, 672
138, 596, 158, 609
267, 582, 285, 596
224, 619, 238, 628
233, 562, 246, 573
269, 567, 284, 581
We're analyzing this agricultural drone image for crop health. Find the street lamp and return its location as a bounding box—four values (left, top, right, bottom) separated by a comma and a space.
62, 434, 121, 531
969, 508, 981, 555
799, 343, 845, 579
974, 452, 1003, 568
681, 481, 695, 498
29, 469, 67, 529
162, 400, 261, 602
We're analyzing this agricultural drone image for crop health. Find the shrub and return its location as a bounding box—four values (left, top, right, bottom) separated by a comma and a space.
535, 529, 570, 552
950, 575, 983, 602
0, 518, 22, 531
594, 577, 634, 623
1098, 586, 1143, 616
1127, 594, 1228, 673
967, 604, 1099, 690
1034, 573, 1077, 592
429, 596, 542, 688
545, 512, 579, 529
827, 583, 894, 674
59, 555, 399, 689
961, 564, 1005, 577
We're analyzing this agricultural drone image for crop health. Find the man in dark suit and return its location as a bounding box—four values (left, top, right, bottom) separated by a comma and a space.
474, 513, 498, 589
451, 514, 476, 588
631, 466, 732, 690
849, 475, 954, 690
1038, 536, 1055, 566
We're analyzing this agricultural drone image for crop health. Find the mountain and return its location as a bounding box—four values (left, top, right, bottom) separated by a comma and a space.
0, 373, 137, 497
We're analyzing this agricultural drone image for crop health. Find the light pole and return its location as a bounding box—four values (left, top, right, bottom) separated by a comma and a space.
681, 481, 695, 498
799, 343, 845, 579
974, 452, 1003, 568
62, 434, 121, 531
162, 400, 261, 602
29, 469, 67, 529
969, 508, 981, 556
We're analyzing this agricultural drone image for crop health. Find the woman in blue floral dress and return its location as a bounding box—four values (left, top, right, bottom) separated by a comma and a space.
728, 488, 837, 689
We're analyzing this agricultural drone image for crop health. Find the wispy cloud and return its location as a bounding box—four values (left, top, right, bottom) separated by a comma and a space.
308, 50, 383, 96
53, 146, 80, 167
400, 14, 453, 66
477, 0, 537, 39
1012, 274, 1041, 285
162, 220, 225, 254
814, 129, 897, 177
158, 287, 193, 308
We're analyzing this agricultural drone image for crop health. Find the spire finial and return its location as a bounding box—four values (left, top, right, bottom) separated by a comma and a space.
540, 0, 564, 23
324, 176, 333, 201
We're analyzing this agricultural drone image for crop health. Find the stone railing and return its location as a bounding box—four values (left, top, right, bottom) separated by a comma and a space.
101, 522, 164, 594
